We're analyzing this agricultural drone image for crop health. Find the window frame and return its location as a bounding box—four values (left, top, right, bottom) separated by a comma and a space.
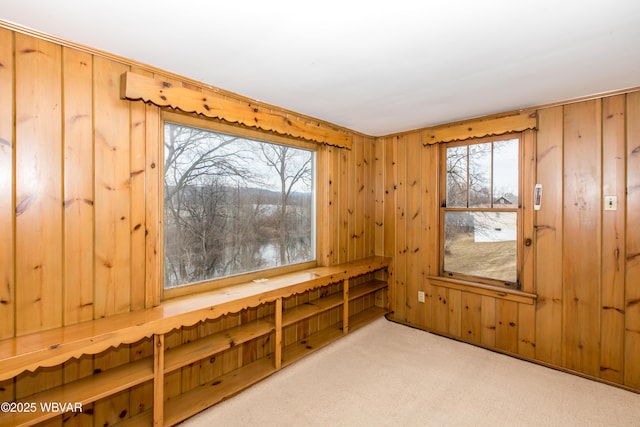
438, 133, 524, 290
160, 111, 319, 300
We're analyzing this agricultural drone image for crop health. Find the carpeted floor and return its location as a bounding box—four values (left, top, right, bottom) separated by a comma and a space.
179, 317, 640, 426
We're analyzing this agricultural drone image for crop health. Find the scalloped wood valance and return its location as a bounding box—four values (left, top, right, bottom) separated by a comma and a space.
120, 72, 352, 149
422, 112, 537, 145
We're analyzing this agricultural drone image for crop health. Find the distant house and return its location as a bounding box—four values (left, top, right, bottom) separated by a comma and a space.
494, 196, 512, 205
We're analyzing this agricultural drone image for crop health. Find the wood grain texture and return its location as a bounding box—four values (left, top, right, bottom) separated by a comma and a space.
461, 292, 482, 344
562, 100, 602, 377
145, 74, 163, 307
448, 289, 462, 338
395, 135, 408, 322
0, 256, 389, 382
600, 95, 626, 384
15, 33, 63, 336
420, 142, 439, 328
518, 303, 536, 358
431, 285, 449, 334
129, 67, 150, 312
365, 136, 376, 258
374, 138, 385, 257
495, 299, 518, 353
534, 106, 564, 366
352, 136, 363, 259
625, 91, 640, 389
377, 89, 640, 392
424, 112, 537, 144
63, 47, 94, 326
405, 133, 422, 325
480, 296, 496, 347
0, 27, 14, 340
94, 57, 132, 318
521, 130, 536, 294
121, 72, 351, 148
339, 143, 350, 262
383, 137, 397, 315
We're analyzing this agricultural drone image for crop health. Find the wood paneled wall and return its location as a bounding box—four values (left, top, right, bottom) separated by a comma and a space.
1, 18, 638, 423
0, 23, 376, 423
379, 92, 640, 391
0, 25, 374, 340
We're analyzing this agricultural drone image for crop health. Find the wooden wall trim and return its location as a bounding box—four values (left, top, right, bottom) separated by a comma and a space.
428, 276, 536, 305
120, 72, 352, 149
422, 112, 537, 145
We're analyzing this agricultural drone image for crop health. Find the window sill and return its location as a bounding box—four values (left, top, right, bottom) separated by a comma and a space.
427, 276, 537, 305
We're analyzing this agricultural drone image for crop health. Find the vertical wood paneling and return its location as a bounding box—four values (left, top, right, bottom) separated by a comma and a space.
405, 133, 421, 325
496, 299, 518, 353
626, 91, 640, 389
129, 338, 153, 419
521, 129, 536, 294
365, 136, 376, 257
480, 296, 496, 347
14, 33, 63, 416
420, 142, 439, 328
562, 100, 602, 377
4, 22, 640, 415
383, 137, 397, 313
197, 317, 221, 385
329, 146, 341, 265
92, 57, 133, 426
181, 324, 201, 393
0, 28, 14, 402
63, 355, 94, 427
315, 145, 329, 266
461, 292, 482, 344
93, 346, 130, 426
63, 47, 94, 326
374, 138, 385, 256
145, 94, 160, 307
600, 95, 626, 383
339, 147, 350, 262
0, 27, 14, 340
354, 136, 365, 259
518, 303, 536, 358
15, 33, 63, 335
448, 289, 462, 338
163, 328, 183, 400
432, 285, 448, 333
535, 106, 564, 365
395, 136, 407, 321
130, 68, 149, 311
94, 57, 131, 318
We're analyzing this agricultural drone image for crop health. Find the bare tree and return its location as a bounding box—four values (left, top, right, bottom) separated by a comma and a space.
163, 123, 255, 287
258, 144, 312, 265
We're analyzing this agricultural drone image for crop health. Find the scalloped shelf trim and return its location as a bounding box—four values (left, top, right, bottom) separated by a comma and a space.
120, 72, 351, 149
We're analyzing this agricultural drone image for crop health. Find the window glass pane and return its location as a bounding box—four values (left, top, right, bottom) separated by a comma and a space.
444, 211, 517, 283
492, 139, 519, 206
164, 122, 315, 289
446, 145, 468, 207
469, 142, 491, 207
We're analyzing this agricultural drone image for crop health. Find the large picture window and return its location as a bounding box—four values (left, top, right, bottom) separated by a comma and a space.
441, 135, 521, 288
163, 119, 315, 290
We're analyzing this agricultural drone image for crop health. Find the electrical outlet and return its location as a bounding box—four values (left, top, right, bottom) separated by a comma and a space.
604, 195, 617, 211
418, 291, 425, 303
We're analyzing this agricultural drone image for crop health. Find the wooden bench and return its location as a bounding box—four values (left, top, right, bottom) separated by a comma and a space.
0, 256, 390, 426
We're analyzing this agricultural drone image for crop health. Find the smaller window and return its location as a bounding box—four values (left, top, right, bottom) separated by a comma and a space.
441, 136, 521, 288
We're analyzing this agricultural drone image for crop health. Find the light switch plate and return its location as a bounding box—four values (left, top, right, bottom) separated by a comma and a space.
604, 195, 617, 211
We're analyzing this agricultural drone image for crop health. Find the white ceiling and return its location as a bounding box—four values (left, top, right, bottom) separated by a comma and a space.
2, 1, 640, 136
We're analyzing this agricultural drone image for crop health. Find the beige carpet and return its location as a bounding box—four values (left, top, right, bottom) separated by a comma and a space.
179, 317, 640, 426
